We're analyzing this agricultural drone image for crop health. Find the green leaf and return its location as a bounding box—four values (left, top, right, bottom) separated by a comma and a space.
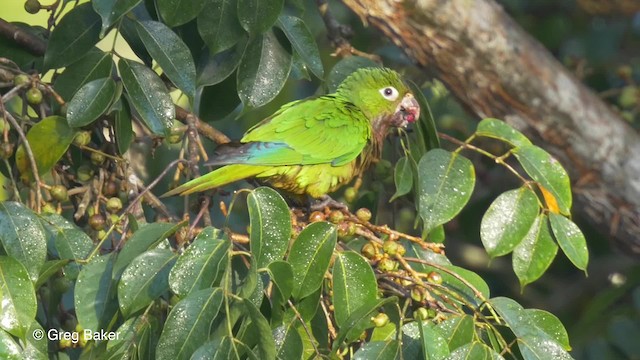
288, 222, 337, 300
15, 116, 76, 182
277, 15, 324, 78
327, 56, 380, 92
120, 16, 153, 66
35, 260, 70, 289
119, 59, 175, 135
44, 3, 101, 69
408, 80, 440, 150
40, 213, 93, 279
0, 202, 47, 283
480, 187, 539, 257
156, 288, 224, 360
436, 315, 475, 352
420, 322, 450, 360
53, 49, 114, 101
197, 0, 245, 54
332, 251, 378, 327
115, 98, 133, 154
135, 20, 196, 99
169, 227, 229, 297
331, 297, 398, 353
197, 40, 247, 87
247, 187, 291, 269
244, 300, 277, 360
445, 342, 505, 360
74, 254, 118, 332
513, 215, 558, 287
237, 31, 291, 108
476, 118, 532, 148
23, 321, 48, 360
0, 256, 37, 338
0, 329, 22, 359
353, 340, 400, 359
190, 337, 233, 359
237, 0, 284, 34
113, 222, 182, 280
106, 315, 158, 358
513, 145, 572, 215
66, 78, 117, 127
274, 320, 303, 360
418, 149, 475, 234
118, 248, 177, 317
524, 309, 571, 351
489, 297, 572, 360
268, 260, 294, 307
92, 0, 142, 36
548, 213, 588, 272
157, 0, 207, 27
390, 156, 414, 202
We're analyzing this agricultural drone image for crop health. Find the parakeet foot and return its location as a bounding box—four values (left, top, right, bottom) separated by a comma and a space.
310, 195, 348, 211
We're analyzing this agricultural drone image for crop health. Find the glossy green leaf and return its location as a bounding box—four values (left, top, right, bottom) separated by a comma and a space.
35, 260, 70, 289
353, 340, 400, 360
331, 297, 398, 353
115, 98, 133, 154
157, 0, 207, 27
0, 202, 47, 283
390, 156, 414, 202
120, 16, 153, 66
118, 248, 177, 316
408, 80, 440, 151
156, 288, 224, 360
277, 15, 323, 78
476, 118, 532, 148
74, 254, 118, 332
0, 329, 21, 359
197, 0, 245, 54
44, 3, 101, 69
237, 0, 284, 34
513, 215, 558, 287
420, 322, 450, 359
106, 315, 158, 358
436, 315, 475, 352
66, 78, 116, 127
191, 337, 234, 359
288, 222, 337, 300
169, 227, 230, 297
197, 40, 246, 87
244, 300, 277, 360
54, 49, 113, 101
332, 251, 378, 327
15, 116, 76, 182
268, 260, 294, 307
327, 56, 380, 92
40, 213, 93, 279
119, 59, 175, 135
274, 320, 303, 360
0, 256, 37, 338
418, 149, 475, 234
513, 145, 572, 215
113, 222, 182, 280
489, 297, 572, 360
445, 342, 505, 360
548, 213, 588, 272
480, 187, 539, 257
136, 20, 196, 99
247, 187, 291, 269
23, 321, 47, 360
237, 32, 291, 108
92, 0, 142, 36
525, 309, 571, 351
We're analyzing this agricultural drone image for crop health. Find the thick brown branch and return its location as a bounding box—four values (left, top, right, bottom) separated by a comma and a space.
175, 106, 230, 145
0, 18, 46, 56
340, 0, 640, 255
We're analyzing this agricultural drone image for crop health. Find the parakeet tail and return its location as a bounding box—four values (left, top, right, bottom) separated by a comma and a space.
161, 164, 268, 197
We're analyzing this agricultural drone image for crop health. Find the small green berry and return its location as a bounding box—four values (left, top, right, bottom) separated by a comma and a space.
90, 151, 105, 165
106, 197, 123, 213
361, 242, 377, 259
13, 74, 30, 87
371, 313, 389, 327
0, 142, 14, 159
413, 307, 430, 321
73, 131, 92, 147
344, 187, 357, 203
328, 210, 345, 224
355, 208, 372, 222
309, 211, 325, 223
42, 202, 57, 214
427, 271, 443, 285
378, 258, 396, 272
26, 87, 43, 105
382, 240, 399, 256
89, 214, 106, 230
50, 185, 69, 202
76, 165, 94, 182
24, 0, 41, 14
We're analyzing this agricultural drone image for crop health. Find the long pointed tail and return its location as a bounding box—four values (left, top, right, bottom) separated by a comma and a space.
161, 164, 268, 197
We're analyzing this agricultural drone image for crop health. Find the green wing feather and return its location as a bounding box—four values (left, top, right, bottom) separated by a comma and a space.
161, 164, 269, 197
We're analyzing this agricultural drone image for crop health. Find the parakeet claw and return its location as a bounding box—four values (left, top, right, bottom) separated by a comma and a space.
311, 195, 348, 211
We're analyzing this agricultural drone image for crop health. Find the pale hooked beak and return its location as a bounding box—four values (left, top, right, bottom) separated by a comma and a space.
393, 93, 420, 128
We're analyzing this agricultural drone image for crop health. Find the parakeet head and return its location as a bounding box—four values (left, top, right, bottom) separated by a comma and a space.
336, 67, 420, 129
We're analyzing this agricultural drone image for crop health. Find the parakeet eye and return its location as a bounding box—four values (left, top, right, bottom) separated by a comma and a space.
379, 87, 399, 101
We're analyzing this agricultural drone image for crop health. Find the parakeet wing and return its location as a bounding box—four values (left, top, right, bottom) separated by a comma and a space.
208, 96, 371, 167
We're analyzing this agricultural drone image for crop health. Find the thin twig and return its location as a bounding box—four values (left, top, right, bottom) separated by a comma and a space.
175, 106, 230, 144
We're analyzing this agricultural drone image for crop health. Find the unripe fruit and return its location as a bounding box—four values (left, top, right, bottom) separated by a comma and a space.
328, 210, 344, 224
166, 133, 182, 144
382, 240, 399, 255
106, 197, 123, 213
356, 208, 372, 222
396, 243, 406, 256
361, 242, 377, 259
73, 131, 92, 147
411, 287, 425, 302
26, 87, 43, 105
374, 159, 392, 176
414, 307, 430, 321
378, 258, 396, 272
371, 313, 389, 327
427, 271, 443, 284
24, 0, 41, 14
50, 185, 69, 202
344, 187, 357, 203
0, 142, 14, 159
618, 86, 638, 108
309, 211, 325, 223
89, 214, 106, 230
103, 181, 118, 196
59, 337, 72, 349
90, 151, 105, 165
13, 74, 30, 87
42, 202, 57, 214
76, 165, 94, 182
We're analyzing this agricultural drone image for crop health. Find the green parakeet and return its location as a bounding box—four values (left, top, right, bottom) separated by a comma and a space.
163, 67, 419, 198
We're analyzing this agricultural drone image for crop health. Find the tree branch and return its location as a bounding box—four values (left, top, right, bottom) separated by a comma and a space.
340, 0, 640, 255
0, 18, 46, 56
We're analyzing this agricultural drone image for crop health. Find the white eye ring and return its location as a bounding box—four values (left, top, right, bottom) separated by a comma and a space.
379, 86, 399, 101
